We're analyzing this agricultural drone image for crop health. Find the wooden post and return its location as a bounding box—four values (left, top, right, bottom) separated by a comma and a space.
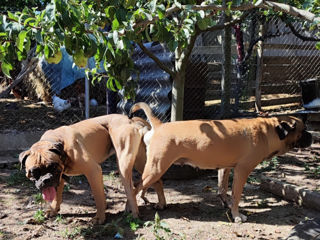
255, 24, 264, 112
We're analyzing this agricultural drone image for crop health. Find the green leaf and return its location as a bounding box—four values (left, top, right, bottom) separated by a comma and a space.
112, 18, 120, 30
316, 42, 320, 50
1, 61, 13, 78
107, 42, 115, 57
17, 30, 28, 52
114, 78, 123, 90
8, 12, 18, 21
105, 6, 116, 18
24, 17, 36, 27
44, 44, 50, 59
107, 77, 117, 91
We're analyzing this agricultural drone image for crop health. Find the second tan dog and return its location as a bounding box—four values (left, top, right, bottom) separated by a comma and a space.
19, 114, 166, 224
129, 102, 312, 223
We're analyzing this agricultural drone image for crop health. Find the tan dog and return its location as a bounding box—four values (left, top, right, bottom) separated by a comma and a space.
129, 102, 313, 223
19, 114, 166, 224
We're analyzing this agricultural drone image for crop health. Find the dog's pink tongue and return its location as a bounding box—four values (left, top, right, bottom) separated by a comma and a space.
42, 187, 56, 202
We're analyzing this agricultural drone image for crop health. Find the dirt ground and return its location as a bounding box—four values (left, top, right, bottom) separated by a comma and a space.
0, 98, 106, 131
0, 143, 320, 240
0, 98, 320, 239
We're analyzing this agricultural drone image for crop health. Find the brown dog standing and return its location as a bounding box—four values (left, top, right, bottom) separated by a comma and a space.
19, 114, 166, 224
129, 102, 312, 223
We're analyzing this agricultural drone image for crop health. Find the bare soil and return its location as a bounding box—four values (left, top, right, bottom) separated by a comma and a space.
0, 144, 320, 240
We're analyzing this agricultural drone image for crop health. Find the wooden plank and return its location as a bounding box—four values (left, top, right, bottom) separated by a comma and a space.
264, 43, 317, 50
263, 56, 320, 64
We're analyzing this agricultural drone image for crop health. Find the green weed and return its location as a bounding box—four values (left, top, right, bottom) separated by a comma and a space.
55, 214, 65, 224
7, 171, 28, 186
60, 227, 81, 239
33, 209, 45, 223
125, 213, 143, 231
33, 193, 45, 205
144, 212, 185, 240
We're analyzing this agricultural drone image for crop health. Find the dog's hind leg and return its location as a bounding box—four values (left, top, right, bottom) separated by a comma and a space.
218, 168, 231, 208
115, 130, 140, 218
152, 180, 166, 210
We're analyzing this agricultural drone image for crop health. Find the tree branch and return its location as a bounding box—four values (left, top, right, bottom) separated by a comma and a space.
134, 0, 320, 31
137, 42, 176, 78
281, 16, 320, 41
259, 1, 320, 23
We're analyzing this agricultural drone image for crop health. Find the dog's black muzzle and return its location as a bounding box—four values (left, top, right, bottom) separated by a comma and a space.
296, 130, 313, 148
34, 172, 60, 191
28, 163, 62, 191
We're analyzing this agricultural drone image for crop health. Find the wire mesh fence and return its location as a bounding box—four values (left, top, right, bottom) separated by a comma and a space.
0, 15, 320, 131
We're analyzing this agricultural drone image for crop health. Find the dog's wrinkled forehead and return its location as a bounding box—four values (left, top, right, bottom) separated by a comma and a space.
24, 141, 63, 167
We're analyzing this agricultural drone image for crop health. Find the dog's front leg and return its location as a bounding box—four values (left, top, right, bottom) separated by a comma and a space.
218, 168, 231, 208
230, 162, 255, 223
47, 178, 65, 217
85, 163, 106, 224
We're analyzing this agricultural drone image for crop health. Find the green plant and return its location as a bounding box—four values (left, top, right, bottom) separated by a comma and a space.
63, 183, 71, 192
55, 214, 65, 224
258, 157, 279, 172
144, 212, 173, 240
247, 175, 260, 184
60, 227, 81, 239
33, 193, 45, 205
7, 171, 28, 186
33, 209, 45, 224
125, 213, 143, 231
309, 166, 320, 178
304, 163, 311, 171
103, 171, 118, 182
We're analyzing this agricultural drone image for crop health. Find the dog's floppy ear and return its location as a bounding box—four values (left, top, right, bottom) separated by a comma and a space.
280, 121, 296, 132
275, 125, 287, 140
275, 120, 297, 140
19, 150, 30, 169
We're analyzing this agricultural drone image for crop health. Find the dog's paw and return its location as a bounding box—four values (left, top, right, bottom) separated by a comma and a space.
218, 194, 231, 208
45, 209, 58, 218
154, 203, 166, 210
92, 215, 105, 225
234, 213, 247, 223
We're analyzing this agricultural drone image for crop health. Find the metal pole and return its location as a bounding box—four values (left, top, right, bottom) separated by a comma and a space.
85, 74, 90, 119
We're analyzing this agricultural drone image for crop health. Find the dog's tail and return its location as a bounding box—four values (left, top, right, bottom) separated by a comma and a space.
129, 102, 162, 129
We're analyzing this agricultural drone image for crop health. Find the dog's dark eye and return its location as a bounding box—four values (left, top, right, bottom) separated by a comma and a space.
47, 163, 59, 173
29, 167, 41, 180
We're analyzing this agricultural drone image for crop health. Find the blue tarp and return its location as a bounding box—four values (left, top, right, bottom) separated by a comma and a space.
39, 47, 103, 94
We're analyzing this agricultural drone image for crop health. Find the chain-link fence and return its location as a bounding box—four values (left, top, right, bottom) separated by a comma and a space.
0, 15, 320, 131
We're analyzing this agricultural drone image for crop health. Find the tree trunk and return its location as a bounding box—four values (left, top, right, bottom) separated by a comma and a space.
220, 1, 232, 118
171, 52, 186, 121
255, 23, 264, 112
